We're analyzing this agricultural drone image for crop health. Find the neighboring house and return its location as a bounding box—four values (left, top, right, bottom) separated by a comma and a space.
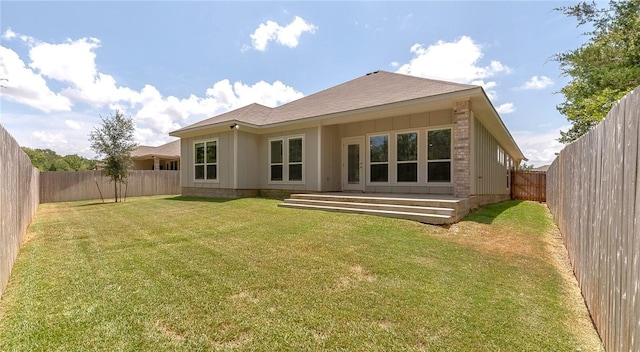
170, 70, 525, 221
131, 139, 181, 170
532, 165, 550, 172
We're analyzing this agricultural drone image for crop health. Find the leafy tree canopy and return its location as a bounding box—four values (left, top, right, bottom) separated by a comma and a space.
89, 110, 137, 202
555, 0, 640, 143
22, 147, 97, 171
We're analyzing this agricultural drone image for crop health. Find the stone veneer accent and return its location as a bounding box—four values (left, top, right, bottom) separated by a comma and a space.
453, 100, 471, 198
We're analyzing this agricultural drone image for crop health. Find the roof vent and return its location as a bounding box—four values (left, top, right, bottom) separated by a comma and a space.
365, 70, 380, 76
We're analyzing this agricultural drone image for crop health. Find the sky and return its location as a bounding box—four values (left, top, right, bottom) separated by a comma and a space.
0, 1, 589, 167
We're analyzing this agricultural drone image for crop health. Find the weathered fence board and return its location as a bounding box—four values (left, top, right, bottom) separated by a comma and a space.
547, 86, 640, 352
511, 170, 546, 202
40, 170, 180, 203
0, 124, 39, 300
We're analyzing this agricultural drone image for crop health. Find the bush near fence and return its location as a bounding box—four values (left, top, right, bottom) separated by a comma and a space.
0, 125, 39, 300
40, 170, 180, 203
547, 86, 640, 352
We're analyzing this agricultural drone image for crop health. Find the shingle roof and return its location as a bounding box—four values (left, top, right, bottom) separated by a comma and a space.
172, 70, 477, 133
131, 139, 180, 159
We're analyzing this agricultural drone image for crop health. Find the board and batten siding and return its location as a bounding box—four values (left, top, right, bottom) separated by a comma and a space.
180, 131, 233, 189
235, 131, 259, 189
473, 117, 511, 195
338, 109, 454, 194
321, 125, 341, 192
257, 127, 320, 191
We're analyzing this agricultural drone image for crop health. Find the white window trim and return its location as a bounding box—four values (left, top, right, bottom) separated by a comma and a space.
193, 138, 219, 183
396, 130, 420, 184
268, 135, 305, 184
367, 133, 390, 184
426, 127, 453, 185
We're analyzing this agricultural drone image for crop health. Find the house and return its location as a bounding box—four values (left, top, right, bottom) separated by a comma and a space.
170, 70, 525, 223
131, 139, 181, 170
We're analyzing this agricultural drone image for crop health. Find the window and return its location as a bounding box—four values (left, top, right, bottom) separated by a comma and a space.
369, 135, 389, 182
288, 137, 303, 181
427, 129, 451, 183
270, 136, 304, 182
194, 140, 217, 181
397, 132, 418, 182
270, 140, 283, 181
497, 146, 505, 166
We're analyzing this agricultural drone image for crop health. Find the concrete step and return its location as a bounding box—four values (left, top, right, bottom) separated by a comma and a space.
289, 193, 461, 211
282, 198, 455, 217
278, 202, 453, 225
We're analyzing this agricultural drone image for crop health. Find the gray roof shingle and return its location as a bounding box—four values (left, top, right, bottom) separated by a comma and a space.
172, 70, 477, 133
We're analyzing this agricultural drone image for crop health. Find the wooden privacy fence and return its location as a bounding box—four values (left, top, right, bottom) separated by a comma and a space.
40, 170, 180, 203
547, 86, 640, 352
0, 124, 39, 300
511, 170, 546, 202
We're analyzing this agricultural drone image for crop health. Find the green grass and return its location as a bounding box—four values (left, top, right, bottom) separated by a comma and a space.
0, 196, 601, 351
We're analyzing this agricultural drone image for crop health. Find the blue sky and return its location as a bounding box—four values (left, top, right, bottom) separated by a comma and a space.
1, 1, 588, 166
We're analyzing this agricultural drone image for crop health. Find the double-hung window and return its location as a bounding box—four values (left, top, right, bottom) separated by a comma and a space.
369, 135, 389, 182
194, 140, 217, 181
270, 136, 304, 182
427, 129, 451, 183
288, 137, 303, 181
397, 132, 418, 182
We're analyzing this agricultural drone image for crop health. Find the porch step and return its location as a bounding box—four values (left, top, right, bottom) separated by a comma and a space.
278, 193, 463, 225
283, 198, 455, 217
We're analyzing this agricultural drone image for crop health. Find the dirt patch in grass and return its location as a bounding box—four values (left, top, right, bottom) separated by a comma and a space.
438, 201, 603, 351
542, 224, 603, 351
332, 264, 376, 291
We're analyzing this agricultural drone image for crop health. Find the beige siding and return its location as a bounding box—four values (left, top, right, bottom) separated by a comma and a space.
180, 131, 233, 189
338, 109, 454, 194
236, 131, 259, 189
321, 125, 341, 191
473, 118, 510, 195
339, 109, 452, 138
258, 127, 320, 191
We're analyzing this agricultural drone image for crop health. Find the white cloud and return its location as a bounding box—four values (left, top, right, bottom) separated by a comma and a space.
0, 46, 73, 112
396, 36, 511, 84
390, 61, 399, 68
2, 28, 16, 40
512, 126, 569, 167
2, 31, 305, 154
29, 37, 100, 87
65, 120, 84, 130
521, 75, 554, 90
496, 103, 515, 114
32, 130, 68, 145
250, 16, 317, 51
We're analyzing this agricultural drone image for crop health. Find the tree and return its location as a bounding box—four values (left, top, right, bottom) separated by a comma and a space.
89, 110, 137, 202
21, 147, 97, 171
554, 0, 640, 143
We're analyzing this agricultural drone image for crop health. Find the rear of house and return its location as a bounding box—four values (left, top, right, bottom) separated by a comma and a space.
170, 71, 525, 219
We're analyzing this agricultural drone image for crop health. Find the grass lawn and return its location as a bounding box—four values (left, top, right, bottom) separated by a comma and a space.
0, 196, 601, 351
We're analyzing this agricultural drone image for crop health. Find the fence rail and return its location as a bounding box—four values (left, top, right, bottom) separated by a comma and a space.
0, 124, 39, 300
40, 170, 180, 203
547, 86, 640, 352
511, 170, 546, 202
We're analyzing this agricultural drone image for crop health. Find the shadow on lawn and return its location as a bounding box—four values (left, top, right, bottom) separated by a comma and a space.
462, 200, 524, 224
160, 196, 234, 203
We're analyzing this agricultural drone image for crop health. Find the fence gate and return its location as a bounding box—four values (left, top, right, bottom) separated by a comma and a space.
511, 170, 546, 202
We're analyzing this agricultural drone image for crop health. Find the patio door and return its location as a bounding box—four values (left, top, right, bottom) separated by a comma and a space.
341, 137, 365, 191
